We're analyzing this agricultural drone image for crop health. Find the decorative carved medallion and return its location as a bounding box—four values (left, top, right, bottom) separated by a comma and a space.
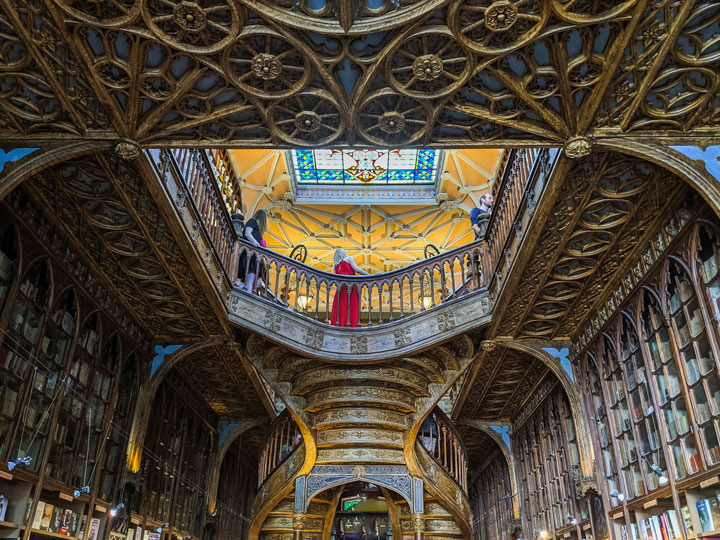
305, 328, 324, 349
295, 111, 321, 132
394, 327, 412, 347
251, 53, 281, 80
437, 310, 456, 331
564, 136, 593, 159
413, 54, 443, 81
350, 335, 368, 354
378, 112, 405, 134
484, 1, 518, 32
264, 309, 283, 332
480, 340, 497, 352
173, 2, 207, 32
115, 140, 140, 161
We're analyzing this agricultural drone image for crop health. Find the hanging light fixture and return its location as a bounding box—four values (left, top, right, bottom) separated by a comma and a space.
7, 455, 31, 471
73, 486, 90, 498
609, 489, 625, 503
644, 458, 669, 485
109, 503, 125, 518
156, 523, 169, 534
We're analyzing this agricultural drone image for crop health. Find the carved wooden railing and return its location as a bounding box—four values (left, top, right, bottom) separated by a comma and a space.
155, 146, 546, 328
208, 149, 243, 214
258, 409, 302, 487
165, 149, 238, 276
236, 240, 486, 327
484, 148, 546, 276
418, 407, 468, 492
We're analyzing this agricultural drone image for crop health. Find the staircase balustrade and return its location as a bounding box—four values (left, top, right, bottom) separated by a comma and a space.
258, 409, 302, 487
484, 148, 546, 276
418, 407, 468, 492
153, 147, 548, 328
164, 148, 238, 277
236, 240, 486, 326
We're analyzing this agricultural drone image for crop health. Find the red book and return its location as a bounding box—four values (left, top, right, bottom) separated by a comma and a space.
660, 514, 670, 540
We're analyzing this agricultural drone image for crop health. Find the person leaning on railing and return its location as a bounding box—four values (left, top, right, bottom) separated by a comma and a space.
238, 209, 267, 294
469, 193, 493, 240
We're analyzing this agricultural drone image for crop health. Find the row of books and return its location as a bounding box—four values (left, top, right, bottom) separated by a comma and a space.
28, 500, 100, 539
696, 494, 720, 533
621, 509, 686, 540
52, 310, 75, 336
19, 279, 44, 307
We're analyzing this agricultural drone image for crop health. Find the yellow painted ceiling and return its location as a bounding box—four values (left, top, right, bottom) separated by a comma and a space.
228, 149, 502, 273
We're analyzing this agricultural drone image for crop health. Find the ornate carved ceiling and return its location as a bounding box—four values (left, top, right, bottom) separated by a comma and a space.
458, 347, 550, 422
230, 148, 500, 271
454, 150, 687, 434
175, 343, 269, 419
0, 0, 718, 147
25, 153, 226, 338
495, 150, 685, 340
16, 152, 272, 419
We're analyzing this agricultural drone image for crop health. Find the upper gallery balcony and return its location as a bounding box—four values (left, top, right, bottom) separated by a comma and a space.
143, 146, 560, 358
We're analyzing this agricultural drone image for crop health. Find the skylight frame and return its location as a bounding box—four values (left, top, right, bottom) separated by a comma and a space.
287, 148, 445, 205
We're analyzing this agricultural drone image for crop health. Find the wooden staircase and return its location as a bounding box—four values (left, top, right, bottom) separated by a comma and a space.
258, 489, 341, 540
246, 335, 477, 540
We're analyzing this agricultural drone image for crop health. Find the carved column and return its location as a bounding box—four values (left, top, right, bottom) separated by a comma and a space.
412, 514, 425, 540
293, 513, 305, 540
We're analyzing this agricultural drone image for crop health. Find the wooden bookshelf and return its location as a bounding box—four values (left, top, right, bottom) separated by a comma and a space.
29, 529, 78, 540
0, 521, 24, 529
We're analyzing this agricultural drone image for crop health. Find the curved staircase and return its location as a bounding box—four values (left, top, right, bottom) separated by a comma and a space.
247, 334, 476, 539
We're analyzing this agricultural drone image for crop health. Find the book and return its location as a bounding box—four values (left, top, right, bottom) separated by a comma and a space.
709, 496, 720, 528
49, 506, 63, 533
644, 518, 655, 540
88, 517, 100, 540
59, 509, 72, 536
681, 506, 694, 536
69, 511, 79, 537
649, 515, 662, 540
2, 387, 17, 416
630, 523, 639, 540
666, 509, 681, 539
78, 515, 87, 539
659, 514, 669, 540
0, 495, 8, 522
40, 503, 53, 531
697, 498, 714, 532
32, 501, 45, 530
24, 496, 34, 524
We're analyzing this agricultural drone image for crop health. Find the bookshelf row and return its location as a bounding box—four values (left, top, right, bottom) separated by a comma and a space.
612, 481, 720, 540
0, 472, 199, 540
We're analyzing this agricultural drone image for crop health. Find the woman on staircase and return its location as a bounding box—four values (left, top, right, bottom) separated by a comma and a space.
330, 248, 368, 328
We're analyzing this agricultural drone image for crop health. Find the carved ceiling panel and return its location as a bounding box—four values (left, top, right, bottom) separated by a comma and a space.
458, 347, 549, 421
25, 153, 225, 339
457, 427, 496, 471
175, 344, 268, 419
495, 151, 685, 340
0, 0, 718, 146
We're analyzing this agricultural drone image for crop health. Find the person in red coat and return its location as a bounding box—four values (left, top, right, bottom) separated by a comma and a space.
330, 248, 368, 327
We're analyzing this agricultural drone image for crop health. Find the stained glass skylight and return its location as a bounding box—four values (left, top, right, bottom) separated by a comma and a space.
291, 149, 440, 185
